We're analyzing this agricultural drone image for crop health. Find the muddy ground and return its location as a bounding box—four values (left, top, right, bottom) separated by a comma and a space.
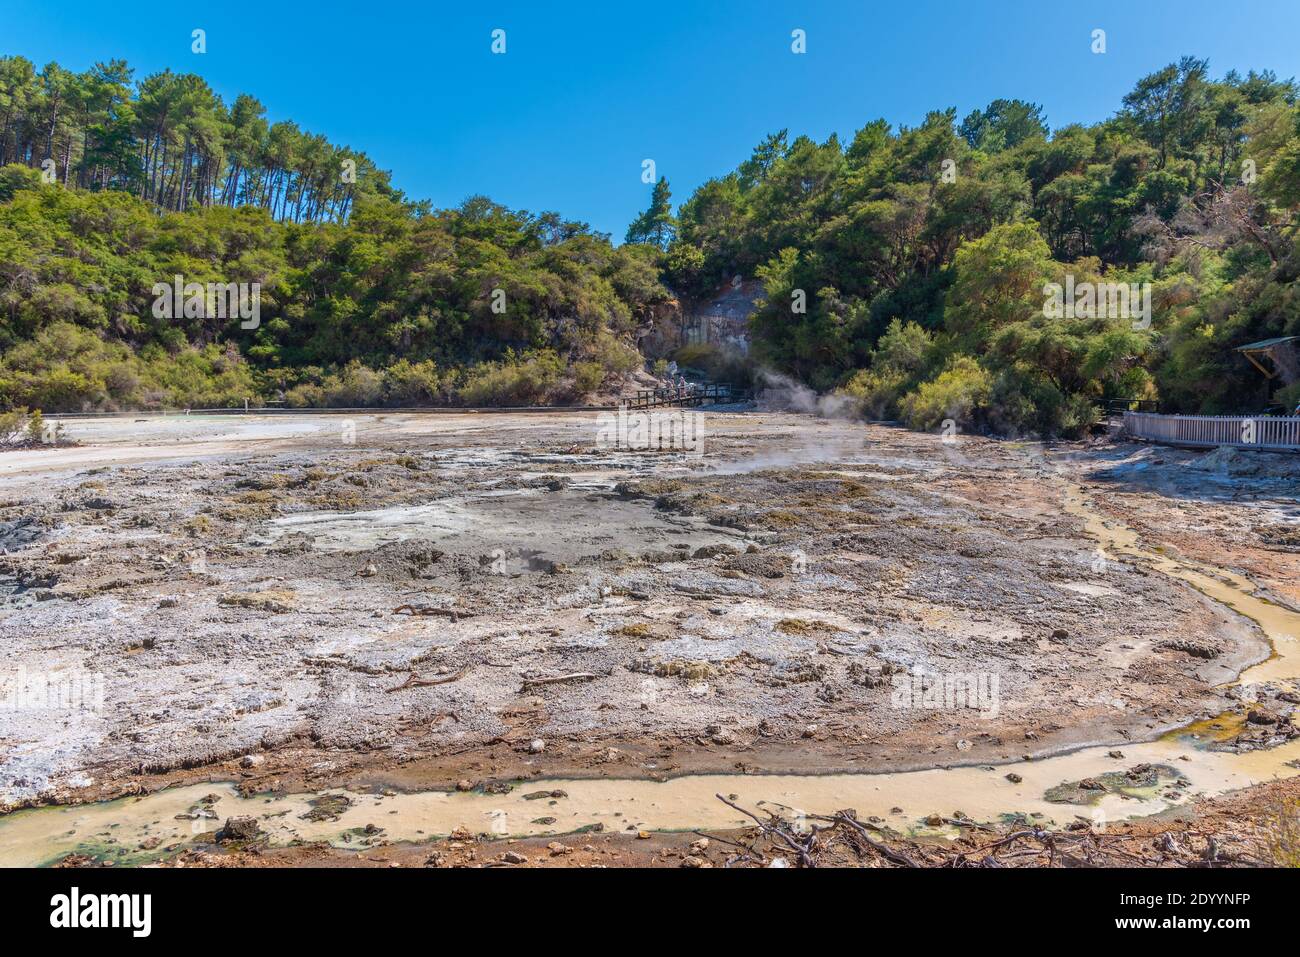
1, 411, 1297, 865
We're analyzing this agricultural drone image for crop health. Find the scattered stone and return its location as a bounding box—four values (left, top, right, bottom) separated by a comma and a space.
215, 816, 261, 843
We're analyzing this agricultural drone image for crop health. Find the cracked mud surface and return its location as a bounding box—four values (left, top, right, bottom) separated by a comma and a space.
0, 413, 1289, 819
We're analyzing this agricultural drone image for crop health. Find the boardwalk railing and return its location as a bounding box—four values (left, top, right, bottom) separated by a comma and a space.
622, 383, 748, 411
1123, 411, 1300, 450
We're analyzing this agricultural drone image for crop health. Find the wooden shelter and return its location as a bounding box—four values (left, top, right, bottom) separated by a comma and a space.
1236, 335, 1299, 386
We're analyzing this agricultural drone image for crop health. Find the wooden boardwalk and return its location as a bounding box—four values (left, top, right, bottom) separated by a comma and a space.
622, 383, 748, 410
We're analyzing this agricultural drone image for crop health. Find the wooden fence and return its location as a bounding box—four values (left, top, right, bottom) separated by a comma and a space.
623, 383, 747, 410
1123, 411, 1300, 450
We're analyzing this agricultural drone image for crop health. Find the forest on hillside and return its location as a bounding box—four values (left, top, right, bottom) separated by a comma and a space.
651, 57, 1300, 434
2, 54, 1300, 432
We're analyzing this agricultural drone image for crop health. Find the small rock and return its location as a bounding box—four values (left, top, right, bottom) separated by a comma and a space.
455, 779, 473, 792
1247, 708, 1280, 725
239, 754, 265, 769
527, 738, 546, 754
1005, 773, 1023, 784
215, 816, 261, 843
501, 851, 528, 865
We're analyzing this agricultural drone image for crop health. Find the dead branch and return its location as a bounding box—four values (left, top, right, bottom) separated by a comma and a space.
715, 793, 816, 867
808, 811, 921, 867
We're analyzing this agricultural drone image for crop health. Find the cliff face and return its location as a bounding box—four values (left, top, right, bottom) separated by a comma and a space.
634, 298, 685, 360
633, 280, 762, 362
684, 279, 763, 355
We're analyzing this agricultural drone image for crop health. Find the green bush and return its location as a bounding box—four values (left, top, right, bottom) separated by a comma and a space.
899, 356, 993, 431
383, 359, 441, 405
457, 351, 566, 406
570, 361, 606, 395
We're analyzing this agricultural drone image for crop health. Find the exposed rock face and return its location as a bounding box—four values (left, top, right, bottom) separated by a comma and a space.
682, 279, 763, 355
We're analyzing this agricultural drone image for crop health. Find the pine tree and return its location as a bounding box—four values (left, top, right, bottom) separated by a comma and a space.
624, 176, 676, 249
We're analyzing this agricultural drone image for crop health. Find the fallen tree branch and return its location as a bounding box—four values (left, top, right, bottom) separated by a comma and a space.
809, 811, 920, 868
715, 793, 816, 867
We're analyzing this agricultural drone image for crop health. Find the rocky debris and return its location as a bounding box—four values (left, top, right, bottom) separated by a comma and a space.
1247, 708, 1280, 725
1158, 637, 1221, 659
0, 412, 1277, 818
300, 793, 352, 822
1046, 764, 1186, 804
215, 816, 261, 843
0, 518, 44, 554
693, 543, 742, 559
217, 589, 295, 614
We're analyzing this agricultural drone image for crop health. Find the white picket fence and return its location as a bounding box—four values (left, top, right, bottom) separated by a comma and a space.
1123, 411, 1300, 450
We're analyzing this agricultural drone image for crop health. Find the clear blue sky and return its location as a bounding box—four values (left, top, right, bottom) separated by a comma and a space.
6, 0, 1300, 239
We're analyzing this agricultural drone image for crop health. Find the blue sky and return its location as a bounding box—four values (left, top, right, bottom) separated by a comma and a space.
5, 0, 1300, 239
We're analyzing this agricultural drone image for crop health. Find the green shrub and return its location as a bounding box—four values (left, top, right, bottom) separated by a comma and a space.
457, 351, 565, 406
383, 359, 441, 405
570, 360, 606, 395
899, 356, 993, 431
839, 367, 908, 419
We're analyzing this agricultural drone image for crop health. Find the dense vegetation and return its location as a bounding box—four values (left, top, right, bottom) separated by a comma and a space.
0, 56, 670, 411
0, 55, 396, 218
4, 54, 1300, 431
657, 58, 1300, 434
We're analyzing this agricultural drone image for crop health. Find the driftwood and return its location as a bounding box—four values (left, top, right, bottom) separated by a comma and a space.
715, 793, 817, 868
386, 668, 467, 693
808, 811, 921, 867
